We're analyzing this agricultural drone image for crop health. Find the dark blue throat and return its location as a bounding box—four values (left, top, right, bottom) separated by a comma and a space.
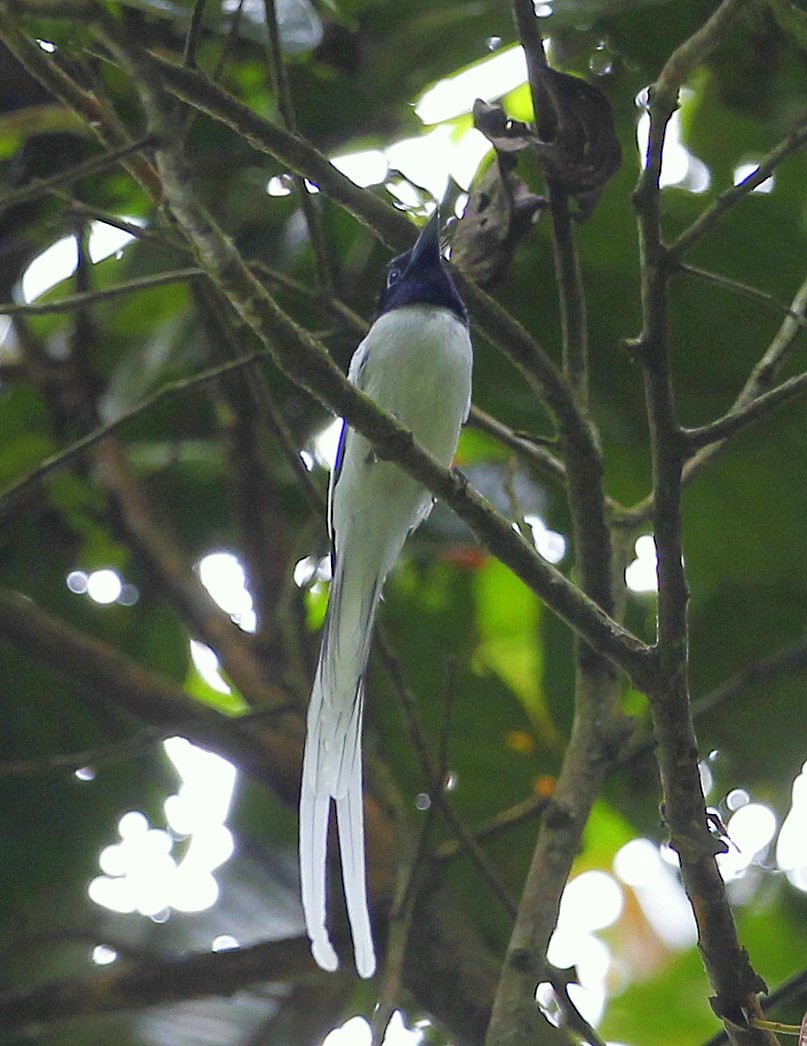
375, 248, 468, 325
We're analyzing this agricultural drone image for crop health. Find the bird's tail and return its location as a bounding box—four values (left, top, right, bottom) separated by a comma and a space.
299, 558, 380, 978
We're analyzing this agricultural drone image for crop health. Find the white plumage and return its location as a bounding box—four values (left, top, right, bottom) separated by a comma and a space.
300, 303, 472, 977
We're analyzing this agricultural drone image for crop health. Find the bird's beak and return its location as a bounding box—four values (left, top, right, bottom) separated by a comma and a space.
408, 208, 442, 268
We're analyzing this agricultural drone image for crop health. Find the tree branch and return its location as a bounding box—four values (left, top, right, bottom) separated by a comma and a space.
0, 585, 289, 790
622, 270, 807, 526
0, 935, 319, 1034
685, 371, 807, 449
632, 3, 776, 1042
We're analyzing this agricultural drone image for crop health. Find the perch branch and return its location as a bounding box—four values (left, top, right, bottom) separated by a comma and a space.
144, 48, 607, 462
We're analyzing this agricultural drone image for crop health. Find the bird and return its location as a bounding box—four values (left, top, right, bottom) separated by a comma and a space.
299, 209, 473, 978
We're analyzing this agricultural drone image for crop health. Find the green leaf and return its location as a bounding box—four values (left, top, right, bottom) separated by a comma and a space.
473, 556, 561, 747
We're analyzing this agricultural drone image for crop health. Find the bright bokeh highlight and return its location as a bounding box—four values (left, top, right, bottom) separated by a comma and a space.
524, 514, 566, 564
718, 802, 777, 881
190, 549, 258, 692
636, 103, 711, 193
414, 45, 528, 124
777, 761, 807, 891
613, 837, 697, 949
323, 1012, 423, 1046
20, 220, 139, 303
89, 740, 236, 918
733, 161, 775, 194
198, 550, 256, 632
625, 534, 658, 593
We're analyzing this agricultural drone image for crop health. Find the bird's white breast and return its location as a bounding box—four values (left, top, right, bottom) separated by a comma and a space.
351, 305, 472, 460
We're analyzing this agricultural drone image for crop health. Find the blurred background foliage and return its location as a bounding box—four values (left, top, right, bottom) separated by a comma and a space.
1, 0, 807, 1044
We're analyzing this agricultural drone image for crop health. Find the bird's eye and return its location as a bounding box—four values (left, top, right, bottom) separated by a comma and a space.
386, 266, 402, 289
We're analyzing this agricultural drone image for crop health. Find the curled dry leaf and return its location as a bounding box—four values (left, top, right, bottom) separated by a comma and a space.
452, 133, 545, 287
472, 62, 621, 220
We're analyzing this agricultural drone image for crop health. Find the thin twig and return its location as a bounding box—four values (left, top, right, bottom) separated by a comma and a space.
685, 371, 807, 449
0, 135, 155, 212
0, 731, 164, 777
549, 183, 590, 409
372, 801, 435, 1046
437, 657, 458, 782
0, 351, 267, 525
377, 633, 518, 919
671, 113, 807, 258
466, 405, 567, 491
182, 0, 208, 68
436, 793, 548, 860
675, 262, 807, 330
693, 631, 807, 721
0, 5, 162, 200
619, 631, 807, 766
211, 0, 247, 81
731, 274, 807, 407
682, 270, 807, 452
53, 196, 187, 254
0, 268, 204, 316
250, 260, 366, 335
261, 0, 336, 295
